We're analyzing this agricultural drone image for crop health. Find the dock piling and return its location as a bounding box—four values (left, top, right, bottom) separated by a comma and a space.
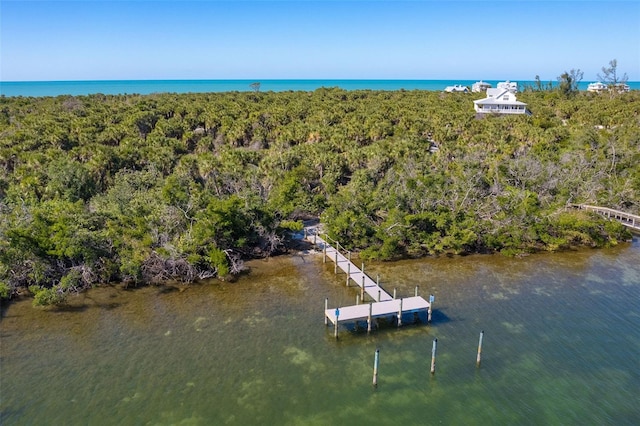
346, 263, 350, 286
428, 294, 434, 323
397, 298, 403, 327
324, 297, 328, 326
477, 330, 484, 367
334, 307, 340, 339
415, 285, 419, 297
430, 338, 437, 374
367, 303, 373, 333
372, 348, 380, 387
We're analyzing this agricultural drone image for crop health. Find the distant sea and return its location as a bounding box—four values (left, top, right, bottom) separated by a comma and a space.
1, 79, 639, 97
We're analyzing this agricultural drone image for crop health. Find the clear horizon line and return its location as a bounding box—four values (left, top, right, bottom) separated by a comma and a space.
4, 78, 638, 83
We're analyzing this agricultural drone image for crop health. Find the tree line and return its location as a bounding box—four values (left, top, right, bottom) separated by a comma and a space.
0, 86, 638, 305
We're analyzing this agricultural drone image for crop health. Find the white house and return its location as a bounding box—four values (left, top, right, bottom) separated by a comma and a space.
588, 81, 630, 93
473, 89, 529, 115
444, 84, 470, 93
472, 80, 492, 92
587, 81, 608, 93
614, 83, 631, 93
496, 80, 518, 93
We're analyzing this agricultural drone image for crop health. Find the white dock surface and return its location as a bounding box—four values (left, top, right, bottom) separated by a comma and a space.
324, 296, 430, 325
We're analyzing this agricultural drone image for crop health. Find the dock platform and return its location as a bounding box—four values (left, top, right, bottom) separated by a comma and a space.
325, 296, 430, 325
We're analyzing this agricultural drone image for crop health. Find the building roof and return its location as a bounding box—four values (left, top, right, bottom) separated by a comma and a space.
497, 80, 518, 91
444, 84, 469, 92
473, 96, 527, 106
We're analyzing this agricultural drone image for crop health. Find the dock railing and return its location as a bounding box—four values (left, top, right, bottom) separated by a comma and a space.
573, 204, 640, 232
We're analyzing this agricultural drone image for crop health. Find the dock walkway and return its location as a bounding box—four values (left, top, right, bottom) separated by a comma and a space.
304, 226, 432, 335
574, 204, 640, 232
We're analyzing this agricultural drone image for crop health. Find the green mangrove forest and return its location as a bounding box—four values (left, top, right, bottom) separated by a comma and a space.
0, 88, 638, 305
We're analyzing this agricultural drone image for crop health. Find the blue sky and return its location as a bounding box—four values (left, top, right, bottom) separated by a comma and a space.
2, 1, 639, 81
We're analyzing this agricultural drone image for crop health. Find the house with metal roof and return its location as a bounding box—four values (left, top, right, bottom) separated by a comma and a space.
496, 80, 518, 93
444, 84, 470, 93
587, 81, 608, 93
473, 89, 529, 115
588, 81, 630, 93
472, 80, 492, 92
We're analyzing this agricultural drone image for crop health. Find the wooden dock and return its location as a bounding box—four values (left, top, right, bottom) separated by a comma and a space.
574, 204, 640, 232
304, 227, 432, 335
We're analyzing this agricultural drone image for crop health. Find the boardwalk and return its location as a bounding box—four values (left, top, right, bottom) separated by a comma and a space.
304, 227, 432, 335
575, 204, 640, 232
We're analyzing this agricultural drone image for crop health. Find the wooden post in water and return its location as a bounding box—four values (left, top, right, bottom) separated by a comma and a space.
334, 307, 340, 339
428, 294, 434, 323
372, 348, 380, 387
415, 285, 419, 297
393, 288, 397, 299
324, 298, 328, 326
367, 303, 373, 333
430, 338, 437, 374
397, 298, 403, 327
476, 330, 484, 367
334, 250, 338, 274
361, 275, 365, 301
378, 289, 381, 302
376, 274, 380, 287
346, 262, 350, 286
356, 294, 360, 305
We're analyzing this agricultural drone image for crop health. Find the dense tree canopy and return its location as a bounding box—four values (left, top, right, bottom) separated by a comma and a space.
0, 88, 637, 304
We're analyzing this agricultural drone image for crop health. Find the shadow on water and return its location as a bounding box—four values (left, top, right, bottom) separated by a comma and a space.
429, 309, 452, 323
156, 285, 181, 295
76, 294, 124, 311
50, 304, 89, 313
337, 309, 449, 336
0, 298, 12, 323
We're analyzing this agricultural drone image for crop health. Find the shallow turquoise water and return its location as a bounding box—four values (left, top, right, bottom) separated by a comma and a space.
2, 79, 639, 97
1, 238, 639, 425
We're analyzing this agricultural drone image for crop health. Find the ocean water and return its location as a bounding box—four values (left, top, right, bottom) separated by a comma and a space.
1, 79, 639, 97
